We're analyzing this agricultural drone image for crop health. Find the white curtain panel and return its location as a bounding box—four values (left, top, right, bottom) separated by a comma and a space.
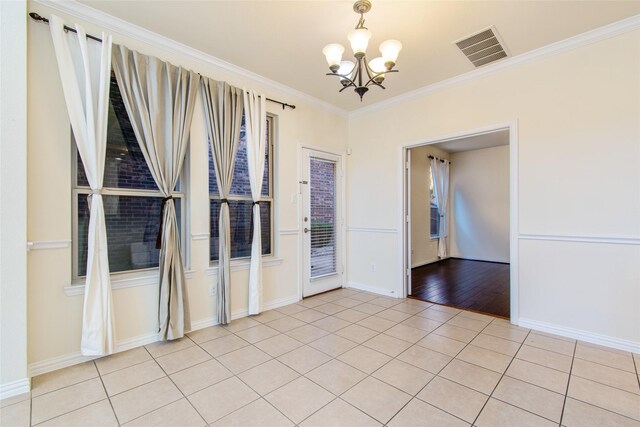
243, 90, 267, 315
200, 78, 244, 325
49, 15, 115, 356
112, 45, 199, 340
430, 157, 450, 259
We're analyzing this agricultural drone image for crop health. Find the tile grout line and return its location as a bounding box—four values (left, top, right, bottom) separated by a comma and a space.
558, 340, 578, 427
94, 359, 122, 427
384, 311, 494, 426
470, 326, 533, 426
635, 353, 640, 391
274, 300, 434, 425
112, 344, 202, 426
190, 324, 302, 425
29, 384, 33, 427
29, 376, 113, 426
248, 292, 384, 424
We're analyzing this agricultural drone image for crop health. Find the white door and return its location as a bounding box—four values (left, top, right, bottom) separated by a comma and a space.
302, 148, 343, 297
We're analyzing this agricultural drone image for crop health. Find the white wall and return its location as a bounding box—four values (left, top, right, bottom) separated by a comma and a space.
25, 2, 348, 373
409, 145, 449, 267
449, 145, 509, 263
347, 27, 640, 350
0, 0, 29, 398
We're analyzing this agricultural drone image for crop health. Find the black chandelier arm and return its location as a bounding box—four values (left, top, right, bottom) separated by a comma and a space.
325, 71, 358, 90
325, 53, 399, 96
364, 69, 398, 88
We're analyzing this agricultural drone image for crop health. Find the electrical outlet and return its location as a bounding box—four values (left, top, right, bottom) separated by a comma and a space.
370, 263, 376, 272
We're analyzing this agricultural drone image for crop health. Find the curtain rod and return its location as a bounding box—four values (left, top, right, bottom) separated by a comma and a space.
428, 155, 451, 164
28, 12, 296, 110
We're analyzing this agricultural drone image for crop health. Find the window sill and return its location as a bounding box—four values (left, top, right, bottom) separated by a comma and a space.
206, 257, 283, 276
65, 269, 196, 296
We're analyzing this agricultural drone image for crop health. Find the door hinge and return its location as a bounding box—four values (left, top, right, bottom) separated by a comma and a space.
405, 161, 410, 169
406, 215, 410, 223
406, 269, 411, 276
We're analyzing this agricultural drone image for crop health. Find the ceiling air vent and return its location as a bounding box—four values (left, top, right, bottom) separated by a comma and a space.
455, 27, 508, 67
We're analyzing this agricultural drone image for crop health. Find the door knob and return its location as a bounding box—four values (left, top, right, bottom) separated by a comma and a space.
304, 228, 310, 233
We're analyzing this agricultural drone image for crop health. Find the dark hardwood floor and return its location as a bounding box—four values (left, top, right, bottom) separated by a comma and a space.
410, 258, 510, 318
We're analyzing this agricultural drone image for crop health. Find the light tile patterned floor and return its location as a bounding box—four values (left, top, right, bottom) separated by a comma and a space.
3, 288, 640, 426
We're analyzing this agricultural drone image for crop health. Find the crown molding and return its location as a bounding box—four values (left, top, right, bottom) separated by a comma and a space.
30, 0, 349, 117
350, 13, 640, 118
28, 2, 640, 119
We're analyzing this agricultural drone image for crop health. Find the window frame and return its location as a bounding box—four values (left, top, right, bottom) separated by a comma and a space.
208, 114, 275, 264
71, 136, 189, 282
429, 163, 440, 239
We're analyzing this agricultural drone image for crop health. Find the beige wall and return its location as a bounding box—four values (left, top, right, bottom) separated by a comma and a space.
449, 145, 509, 263
409, 145, 449, 268
26, 3, 348, 371
348, 29, 640, 348
0, 0, 29, 395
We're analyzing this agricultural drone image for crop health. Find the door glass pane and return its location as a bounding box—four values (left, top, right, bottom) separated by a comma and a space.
309, 157, 337, 278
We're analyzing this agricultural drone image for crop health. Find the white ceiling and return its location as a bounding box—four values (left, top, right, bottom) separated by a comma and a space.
435, 129, 509, 153
78, 1, 640, 112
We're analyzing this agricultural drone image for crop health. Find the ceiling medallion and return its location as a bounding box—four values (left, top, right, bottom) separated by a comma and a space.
322, 0, 402, 101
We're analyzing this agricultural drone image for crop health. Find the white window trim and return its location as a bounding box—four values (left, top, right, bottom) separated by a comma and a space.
64, 257, 284, 297
205, 256, 283, 276
65, 269, 197, 296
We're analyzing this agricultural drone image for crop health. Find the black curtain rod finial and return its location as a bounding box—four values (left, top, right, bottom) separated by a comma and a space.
29, 12, 45, 22
29, 11, 103, 42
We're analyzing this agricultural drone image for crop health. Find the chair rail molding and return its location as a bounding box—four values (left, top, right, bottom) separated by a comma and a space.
26, 240, 71, 251
347, 227, 398, 234
518, 233, 640, 246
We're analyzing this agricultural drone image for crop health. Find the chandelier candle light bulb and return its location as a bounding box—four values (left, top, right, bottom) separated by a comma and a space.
322, 0, 402, 101
322, 43, 345, 73
348, 28, 372, 55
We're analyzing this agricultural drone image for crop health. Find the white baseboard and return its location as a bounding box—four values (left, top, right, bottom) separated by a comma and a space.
450, 256, 509, 264
29, 352, 96, 378
231, 294, 300, 320
0, 378, 31, 401
29, 294, 300, 378
411, 258, 440, 268
518, 318, 640, 353
28, 331, 161, 378
346, 282, 401, 298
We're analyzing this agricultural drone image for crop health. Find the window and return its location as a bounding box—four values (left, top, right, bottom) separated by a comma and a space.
429, 164, 439, 238
209, 116, 274, 261
73, 76, 185, 278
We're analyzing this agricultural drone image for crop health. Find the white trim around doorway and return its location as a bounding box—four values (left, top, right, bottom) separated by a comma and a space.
297, 144, 348, 302
400, 121, 519, 324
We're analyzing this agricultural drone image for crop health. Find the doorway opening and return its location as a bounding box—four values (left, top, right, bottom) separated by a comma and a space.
403, 125, 517, 319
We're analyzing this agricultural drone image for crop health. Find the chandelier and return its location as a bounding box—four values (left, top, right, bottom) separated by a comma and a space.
322, 0, 402, 101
